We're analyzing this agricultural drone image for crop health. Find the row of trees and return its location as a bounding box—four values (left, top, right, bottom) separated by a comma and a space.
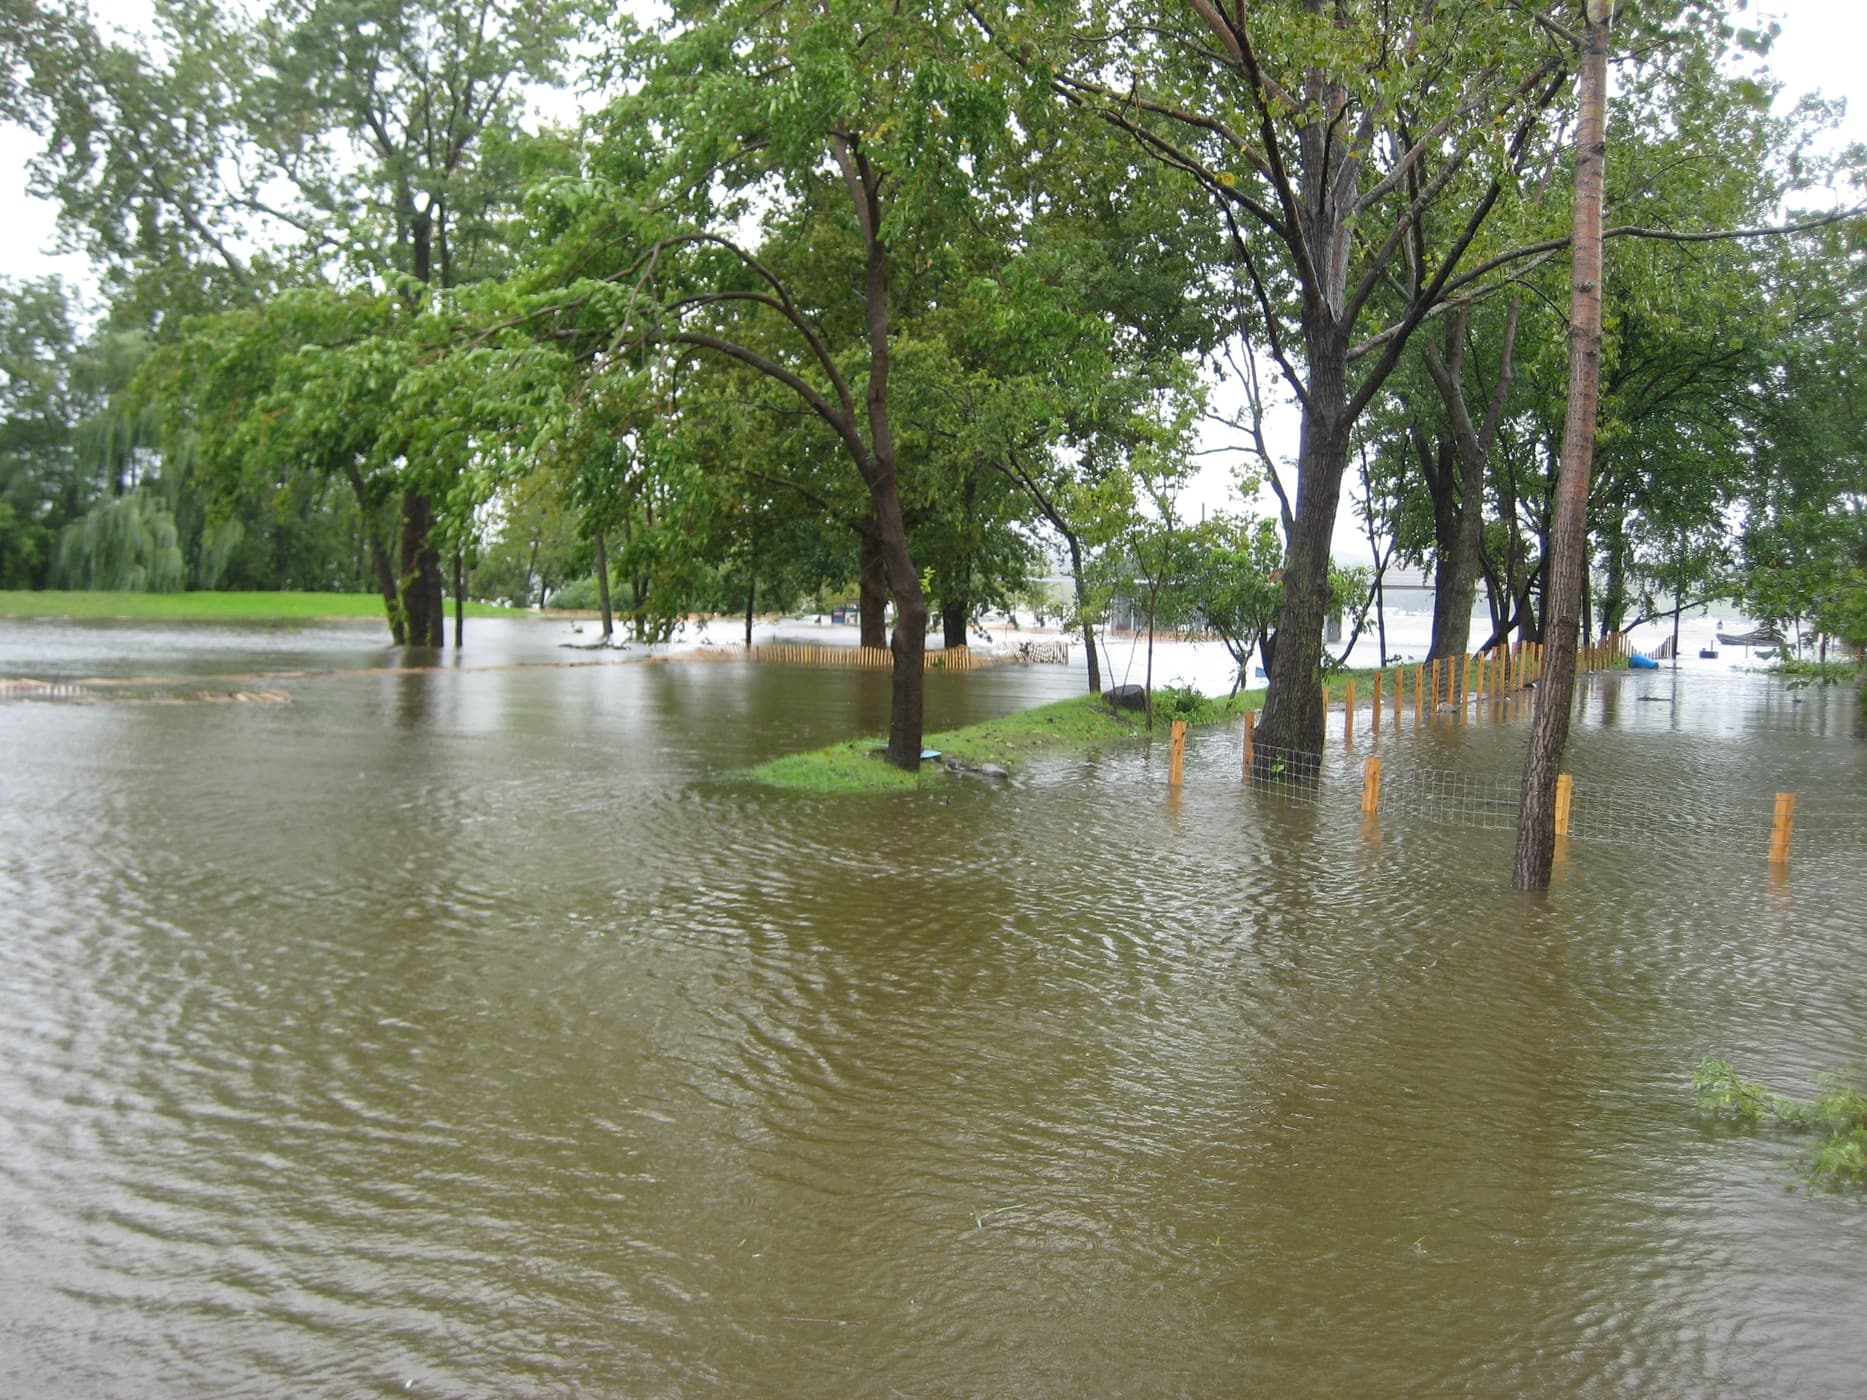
4, 2, 1863, 811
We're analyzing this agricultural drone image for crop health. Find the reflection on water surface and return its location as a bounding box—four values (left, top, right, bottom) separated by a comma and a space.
1, 618, 1864, 1396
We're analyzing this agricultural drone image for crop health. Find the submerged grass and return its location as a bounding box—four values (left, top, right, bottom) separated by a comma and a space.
0, 590, 517, 622
749, 686, 1267, 794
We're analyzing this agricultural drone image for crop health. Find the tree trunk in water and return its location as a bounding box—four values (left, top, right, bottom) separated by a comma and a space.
1256, 327, 1351, 758
399, 488, 444, 650
744, 572, 756, 647
344, 462, 406, 644
594, 532, 614, 642
858, 529, 888, 649
452, 543, 464, 650
1515, 4, 1610, 892
1599, 512, 1628, 635
1067, 528, 1101, 694
941, 596, 967, 650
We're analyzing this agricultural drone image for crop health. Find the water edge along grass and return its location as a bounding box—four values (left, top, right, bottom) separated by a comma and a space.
748, 688, 1266, 794
0, 590, 520, 622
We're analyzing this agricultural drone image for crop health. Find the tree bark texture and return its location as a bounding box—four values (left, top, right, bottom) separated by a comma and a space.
594, 532, 614, 642
1256, 326, 1351, 759
858, 529, 889, 648
399, 487, 445, 649
1067, 529, 1102, 694
1514, 5, 1610, 892
1422, 301, 1520, 675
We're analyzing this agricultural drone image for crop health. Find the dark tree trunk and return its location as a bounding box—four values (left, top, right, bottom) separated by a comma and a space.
1515, 2, 1610, 891
452, 543, 464, 650
1422, 301, 1520, 667
1256, 325, 1351, 758
1599, 511, 1628, 635
343, 461, 406, 644
858, 529, 888, 648
594, 532, 614, 642
941, 596, 967, 649
399, 488, 444, 649
1066, 528, 1101, 694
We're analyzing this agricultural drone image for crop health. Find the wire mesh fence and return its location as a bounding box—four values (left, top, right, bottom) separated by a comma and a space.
1232, 732, 1865, 866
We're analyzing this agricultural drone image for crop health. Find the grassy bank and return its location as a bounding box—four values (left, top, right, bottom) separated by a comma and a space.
0, 590, 518, 622
750, 686, 1266, 794
747, 648, 1565, 795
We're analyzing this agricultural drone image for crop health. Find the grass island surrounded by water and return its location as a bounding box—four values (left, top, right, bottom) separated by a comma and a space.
750, 685, 1267, 793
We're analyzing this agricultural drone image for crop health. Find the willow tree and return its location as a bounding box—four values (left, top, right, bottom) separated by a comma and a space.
28, 0, 587, 641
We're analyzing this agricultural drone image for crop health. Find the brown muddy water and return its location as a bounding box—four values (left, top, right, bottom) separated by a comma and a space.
2, 616, 1865, 1397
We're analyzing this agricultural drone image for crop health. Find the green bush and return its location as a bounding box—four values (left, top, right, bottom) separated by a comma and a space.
545, 575, 602, 611
1694, 1057, 1867, 1189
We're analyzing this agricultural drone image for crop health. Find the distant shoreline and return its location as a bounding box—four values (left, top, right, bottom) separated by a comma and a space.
0, 591, 521, 623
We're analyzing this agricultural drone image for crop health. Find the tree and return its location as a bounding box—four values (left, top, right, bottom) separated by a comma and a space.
27, 0, 587, 640
1515, 0, 1611, 894
1180, 514, 1285, 695
541, 0, 1043, 769
995, 0, 1576, 760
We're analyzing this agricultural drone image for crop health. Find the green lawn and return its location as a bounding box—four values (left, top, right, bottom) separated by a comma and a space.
749, 687, 1266, 794
0, 590, 520, 622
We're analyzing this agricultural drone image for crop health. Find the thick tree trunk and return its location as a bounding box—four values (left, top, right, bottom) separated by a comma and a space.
879, 511, 929, 768
1515, 4, 1610, 891
399, 488, 444, 649
858, 529, 888, 648
1256, 327, 1351, 758
941, 596, 967, 649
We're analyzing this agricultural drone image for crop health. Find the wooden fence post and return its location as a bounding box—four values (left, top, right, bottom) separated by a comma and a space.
1416, 663, 1426, 725
1769, 792, 1797, 867
1242, 709, 1254, 777
1345, 678, 1356, 745
1360, 754, 1383, 816
1372, 670, 1382, 734
1555, 773, 1575, 837
1169, 719, 1187, 788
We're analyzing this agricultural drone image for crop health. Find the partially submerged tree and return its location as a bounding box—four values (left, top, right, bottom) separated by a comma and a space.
1515, 0, 1611, 894
997, 0, 1575, 760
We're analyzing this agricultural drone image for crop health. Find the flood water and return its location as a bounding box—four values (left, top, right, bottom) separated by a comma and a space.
2, 616, 1864, 1397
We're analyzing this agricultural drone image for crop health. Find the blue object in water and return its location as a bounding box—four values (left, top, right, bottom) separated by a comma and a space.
1629, 652, 1659, 670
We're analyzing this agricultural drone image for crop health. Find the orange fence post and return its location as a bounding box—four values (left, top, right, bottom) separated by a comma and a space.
1345, 678, 1356, 745
1393, 666, 1403, 728
1361, 754, 1383, 816
1769, 792, 1797, 867
1555, 773, 1575, 837
1169, 719, 1187, 787
1372, 670, 1382, 734
1416, 663, 1426, 725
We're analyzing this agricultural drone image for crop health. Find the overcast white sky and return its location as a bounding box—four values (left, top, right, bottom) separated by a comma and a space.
4, 0, 1862, 549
